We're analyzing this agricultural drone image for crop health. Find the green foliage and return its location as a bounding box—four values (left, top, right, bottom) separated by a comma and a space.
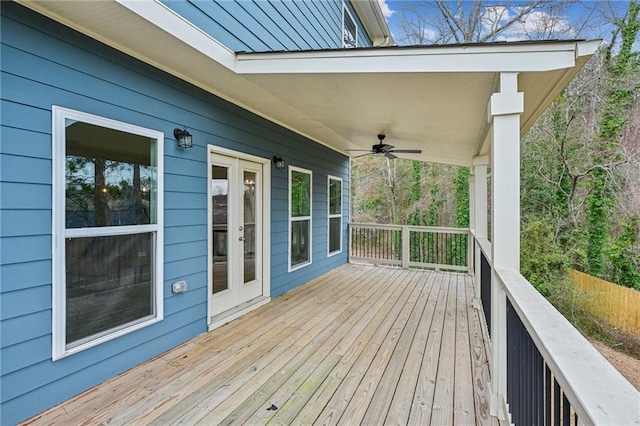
410, 161, 422, 203
520, 220, 570, 296
584, 0, 639, 283
454, 167, 470, 228
607, 218, 640, 290
585, 171, 610, 276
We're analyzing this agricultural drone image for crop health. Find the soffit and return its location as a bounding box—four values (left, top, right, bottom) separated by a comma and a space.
18, 1, 598, 167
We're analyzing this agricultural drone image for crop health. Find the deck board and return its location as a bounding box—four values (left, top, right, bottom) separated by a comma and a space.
23, 263, 498, 426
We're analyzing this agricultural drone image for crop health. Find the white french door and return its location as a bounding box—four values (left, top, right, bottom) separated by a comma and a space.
209, 150, 264, 319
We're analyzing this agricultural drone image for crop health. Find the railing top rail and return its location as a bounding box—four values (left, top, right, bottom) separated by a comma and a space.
498, 268, 640, 426
349, 223, 402, 230
349, 223, 470, 234
405, 225, 470, 234
475, 237, 492, 263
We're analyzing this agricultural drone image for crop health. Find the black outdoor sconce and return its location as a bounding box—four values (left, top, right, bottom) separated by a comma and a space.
273, 155, 285, 169
174, 127, 193, 149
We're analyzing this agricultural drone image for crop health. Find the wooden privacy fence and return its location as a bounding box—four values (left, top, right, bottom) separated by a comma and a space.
568, 269, 640, 337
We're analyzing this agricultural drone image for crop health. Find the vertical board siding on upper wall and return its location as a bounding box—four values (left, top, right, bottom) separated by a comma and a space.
0, 3, 348, 424
160, 0, 373, 52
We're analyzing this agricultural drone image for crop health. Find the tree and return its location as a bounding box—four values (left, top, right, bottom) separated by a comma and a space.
520, 0, 640, 287
396, 0, 590, 45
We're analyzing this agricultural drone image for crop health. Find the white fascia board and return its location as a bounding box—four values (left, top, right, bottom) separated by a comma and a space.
116, 0, 237, 71
236, 43, 588, 74
576, 39, 601, 58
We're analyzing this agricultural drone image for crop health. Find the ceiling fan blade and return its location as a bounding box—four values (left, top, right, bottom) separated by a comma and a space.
384, 152, 397, 159
389, 149, 422, 154
345, 149, 373, 152
353, 152, 374, 159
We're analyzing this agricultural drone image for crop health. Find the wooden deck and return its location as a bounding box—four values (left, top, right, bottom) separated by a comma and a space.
24, 263, 497, 425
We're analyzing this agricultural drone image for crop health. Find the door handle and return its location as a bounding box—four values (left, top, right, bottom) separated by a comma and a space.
239, 236, 245, 241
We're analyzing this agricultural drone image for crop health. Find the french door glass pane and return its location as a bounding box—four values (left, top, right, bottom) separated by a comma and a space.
212, 165, 229, 294
243, 171, 256, 284
65, 233, 154, 345
291, 219, 310, 267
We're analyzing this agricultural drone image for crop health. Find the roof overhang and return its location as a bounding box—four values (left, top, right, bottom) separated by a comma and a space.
18, 0, 600, 167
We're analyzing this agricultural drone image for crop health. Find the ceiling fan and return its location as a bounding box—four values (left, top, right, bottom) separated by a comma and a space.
347, 134, 422, 159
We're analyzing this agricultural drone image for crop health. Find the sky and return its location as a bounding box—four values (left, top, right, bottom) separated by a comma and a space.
377, 0, 635, 47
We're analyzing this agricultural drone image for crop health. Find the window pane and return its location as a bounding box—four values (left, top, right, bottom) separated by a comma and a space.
329, 178, 342, 215
212, 165, 229, 294
65, 120, 157, 228
291, 220, 310, 267
329, 217, 341, 253
243, 171, 256, 283
343, 10, 357, 48
291, 170, 311, 217
65, 233, 154, 346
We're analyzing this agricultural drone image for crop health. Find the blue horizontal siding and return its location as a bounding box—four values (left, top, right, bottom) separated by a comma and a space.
0, 260, 52, 293
1, 310, 50, 348
0, 154, 52, 184
1, 210, 51, 237
165, 256, 208, 282
1, 235, 51, 265
165, 174, 207, 193
1, 335, 51, 377
160, 0, 373, 52
164, 209, 205, 227
1, 286, 50, 321
165, 224, 208, 245
0, 3, 350, 423
165, 240, 208, 263
1, 182, 51, 209
0, 126, 51, 159
165, 191, 208, 210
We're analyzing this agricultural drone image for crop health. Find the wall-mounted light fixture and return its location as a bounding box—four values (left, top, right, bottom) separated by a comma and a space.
272, 155, 285, 169
174, 127, 193, 149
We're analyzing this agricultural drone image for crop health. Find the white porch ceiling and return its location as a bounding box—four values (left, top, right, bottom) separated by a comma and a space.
19, 0, 599, 167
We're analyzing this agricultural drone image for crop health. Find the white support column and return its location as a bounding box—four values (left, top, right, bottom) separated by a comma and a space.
472, 156, 488, 309
468, 172, 476, 276
401, 225, 410, 268
469, 172, 476, 233
488, 72, 523, 420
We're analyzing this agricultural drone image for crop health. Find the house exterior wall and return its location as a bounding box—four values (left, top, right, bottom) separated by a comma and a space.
160, 0, 372, 51
0, 3, 349, 423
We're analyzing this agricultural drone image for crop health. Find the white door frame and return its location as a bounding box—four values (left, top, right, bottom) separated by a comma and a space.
207, 145, 271, 330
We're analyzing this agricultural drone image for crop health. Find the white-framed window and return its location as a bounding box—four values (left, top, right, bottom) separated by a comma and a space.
289, 166, 312, 271
52, 106, 164, 360
327, 175, 343, 256
342, 3, 358, 48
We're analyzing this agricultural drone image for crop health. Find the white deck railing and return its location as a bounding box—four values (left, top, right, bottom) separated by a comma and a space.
348, 223, 471, 272
473, 235, 640, 425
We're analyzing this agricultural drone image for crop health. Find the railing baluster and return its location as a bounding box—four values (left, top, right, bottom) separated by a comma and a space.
562, 392, 570, 425
480, 252, 492, 336
536, 347, 544, 425
545, 364, 552, 426
554, 377, 561, 426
